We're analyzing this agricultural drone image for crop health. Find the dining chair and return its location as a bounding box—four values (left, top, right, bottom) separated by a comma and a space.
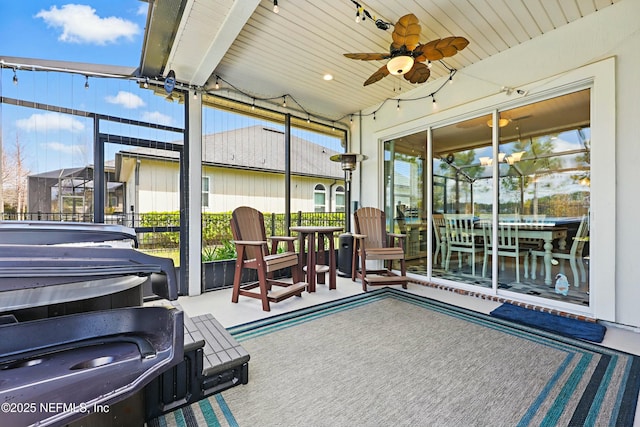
511, 215, 546, 252
352, 207, 408, 291
443, 214, 483, 276
481, 220, 529, 283
230, 206, 307, 311
531, 215, 589, 288
432, 214, 446, 268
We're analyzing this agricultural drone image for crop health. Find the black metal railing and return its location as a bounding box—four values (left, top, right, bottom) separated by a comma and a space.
1, 211, 346, 250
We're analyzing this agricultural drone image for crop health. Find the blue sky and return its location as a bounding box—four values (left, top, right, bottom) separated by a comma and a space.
0, 1, 185, 174
0, 1, 346, 176
1, 1, 146, 66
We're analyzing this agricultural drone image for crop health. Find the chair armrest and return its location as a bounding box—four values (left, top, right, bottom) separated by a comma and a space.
352, 234, 366, 257
232, 240, 267, 246
269, 236, 297, 242
388, 233, 406, 249
268, 235, 297, 254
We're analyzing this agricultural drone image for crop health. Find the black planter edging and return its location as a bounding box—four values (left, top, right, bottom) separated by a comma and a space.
202, 260, 293, 292
202, 260, 233, 291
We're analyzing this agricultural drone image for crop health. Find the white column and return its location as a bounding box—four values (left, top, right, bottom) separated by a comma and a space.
187, 89, 202, 296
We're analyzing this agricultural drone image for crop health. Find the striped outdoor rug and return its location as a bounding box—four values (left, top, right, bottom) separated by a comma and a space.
149, 288, 640, 427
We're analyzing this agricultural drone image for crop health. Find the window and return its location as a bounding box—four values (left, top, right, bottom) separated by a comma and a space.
314, 184, 326, 212
202, 176, 210, 208
335, 185, 345, 212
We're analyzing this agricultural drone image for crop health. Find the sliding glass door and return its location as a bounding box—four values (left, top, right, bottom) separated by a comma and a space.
432, 114, 492, 287
383, 133, 427, 272
383, 89, 591, 307
494, 91, 590, 305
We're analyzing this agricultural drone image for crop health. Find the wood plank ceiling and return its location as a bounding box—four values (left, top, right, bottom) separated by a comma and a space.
141, 0, 618, 124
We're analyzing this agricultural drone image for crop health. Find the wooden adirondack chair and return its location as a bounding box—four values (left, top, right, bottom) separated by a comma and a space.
352, 207, 408, 291
230, 206, 307, 311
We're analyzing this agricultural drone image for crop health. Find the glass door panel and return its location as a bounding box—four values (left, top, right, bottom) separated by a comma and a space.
432, 115, 492, 286
383, 133, 427, 273
497, 91, 590, 305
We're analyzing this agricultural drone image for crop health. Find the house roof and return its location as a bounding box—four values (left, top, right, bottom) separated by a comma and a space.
29, 166, 92, 180
118, 125, 344, 179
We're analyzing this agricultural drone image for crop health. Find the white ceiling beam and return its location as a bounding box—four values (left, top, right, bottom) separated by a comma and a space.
179, 0, 262, 86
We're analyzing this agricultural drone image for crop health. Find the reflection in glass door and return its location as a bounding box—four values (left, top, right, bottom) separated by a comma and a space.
382, 89, 591, 308
495, 91, 590, 306
383, 134, 427, 273
432, 115, 492, 287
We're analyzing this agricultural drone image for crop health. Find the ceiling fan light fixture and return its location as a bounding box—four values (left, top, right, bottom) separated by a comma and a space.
386, 55, 414, 75
487, 118, 510, 128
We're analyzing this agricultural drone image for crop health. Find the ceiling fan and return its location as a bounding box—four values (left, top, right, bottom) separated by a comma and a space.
344, 13, 469, 86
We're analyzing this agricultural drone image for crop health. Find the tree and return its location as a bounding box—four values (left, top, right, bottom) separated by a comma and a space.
2, 134, 30, 217
500, 134, 563, 215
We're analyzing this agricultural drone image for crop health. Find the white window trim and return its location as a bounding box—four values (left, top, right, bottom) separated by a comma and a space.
202, 176, 210, 209
335, 185, 345, 212
314, 183, 327, 212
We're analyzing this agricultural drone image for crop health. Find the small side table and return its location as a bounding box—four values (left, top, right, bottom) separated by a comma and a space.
289, 226, 343, 292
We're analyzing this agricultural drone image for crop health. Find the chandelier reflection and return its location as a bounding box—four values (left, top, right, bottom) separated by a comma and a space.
479, 151, 525, 166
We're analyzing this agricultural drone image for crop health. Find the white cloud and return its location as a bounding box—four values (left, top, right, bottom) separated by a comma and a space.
105, 91, 145, 109
35, 4, 140, 45
16, 112, 85, 133
137, 4, 148, 16
41, 142, 86, 156
141, 111, 174, 126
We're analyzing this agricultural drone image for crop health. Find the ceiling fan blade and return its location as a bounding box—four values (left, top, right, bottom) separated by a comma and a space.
403, 62, 430, 84
434, 36, 470, 56
344, 53, 390, 61
415, 36, 469, 62
364, 65, 390, 86
414, 40, 442, 62
391, 13, 421, 51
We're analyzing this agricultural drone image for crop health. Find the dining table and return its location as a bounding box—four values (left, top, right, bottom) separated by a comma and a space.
289, 226, 343, 292
517, 224, 568, 285
437, 221, 569, 285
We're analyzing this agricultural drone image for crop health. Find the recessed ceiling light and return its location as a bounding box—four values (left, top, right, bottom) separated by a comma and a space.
323, 74, 334, 81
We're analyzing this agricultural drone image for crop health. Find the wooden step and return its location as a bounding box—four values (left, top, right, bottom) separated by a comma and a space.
268, 282, 307, 301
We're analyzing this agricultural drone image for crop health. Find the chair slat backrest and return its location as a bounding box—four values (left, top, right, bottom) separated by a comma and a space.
443, 214, 477, 248
432, 214, 446, 246
499, 222, 520, 249
483, 221, 520, 251
571, 215, 589, 256
231, 206, 268, 260
354, 207, 387, 249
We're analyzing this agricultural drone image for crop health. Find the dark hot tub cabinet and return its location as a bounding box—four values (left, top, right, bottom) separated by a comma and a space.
0, 222, 182, 427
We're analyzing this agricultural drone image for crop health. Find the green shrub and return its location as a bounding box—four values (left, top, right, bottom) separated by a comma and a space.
201, 240, 237, 262
213, 240, 237, 260
201, 246, 217, 262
